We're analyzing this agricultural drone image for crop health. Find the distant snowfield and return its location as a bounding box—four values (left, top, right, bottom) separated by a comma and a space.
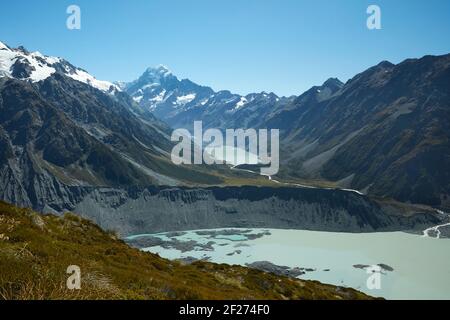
129, 228, 450, 300
65, 68, 116, 92
234, 97, 248, 110
176, 93, 196, 105
0, 40, 118, 92
0, 44, 55, 82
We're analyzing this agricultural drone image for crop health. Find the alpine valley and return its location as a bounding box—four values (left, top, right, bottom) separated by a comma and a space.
0, 40, 449, 300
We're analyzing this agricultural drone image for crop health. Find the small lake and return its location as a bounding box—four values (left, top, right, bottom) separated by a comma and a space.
126, 228, 450, 300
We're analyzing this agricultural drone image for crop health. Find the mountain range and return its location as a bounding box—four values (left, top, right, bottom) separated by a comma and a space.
0, 41, 250, 211
121, 55, 450, 209
0, 39, 448, 232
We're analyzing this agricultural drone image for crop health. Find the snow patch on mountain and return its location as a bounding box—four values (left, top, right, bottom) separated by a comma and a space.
0, 41, 10, 51
150, 90, 166, 103
28, 61, 55, 82
234, 97, 248, 110
153, 64, 172, 77
0, 40, 120, 93
0, 48, 15, 78
66, 68, 118, 93
176, 93, 196, 105
32, 51, 61, 64
133, 95, 144, 103
0, 46, 56, 82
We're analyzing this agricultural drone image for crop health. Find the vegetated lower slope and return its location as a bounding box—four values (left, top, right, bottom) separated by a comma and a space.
0, 201, 373, 300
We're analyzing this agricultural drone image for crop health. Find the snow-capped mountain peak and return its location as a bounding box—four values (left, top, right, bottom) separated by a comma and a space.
0, 43, 57, 82
145, 64, 172, 77
121, 66, 288, 129
0, 41, 120, 93
122, 65, 219, 117
0, 41, 11, 51
135, 65, 176, 85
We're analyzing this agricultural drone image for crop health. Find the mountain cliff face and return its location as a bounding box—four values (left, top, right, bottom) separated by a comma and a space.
74, 186, 437, 236
2, 182, 436, 236
272, 55, 450, 208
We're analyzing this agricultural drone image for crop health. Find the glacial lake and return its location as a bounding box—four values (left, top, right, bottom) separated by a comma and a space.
126, 228, 450, 300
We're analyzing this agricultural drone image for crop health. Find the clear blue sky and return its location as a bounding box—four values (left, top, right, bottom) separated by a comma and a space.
1, 0, 449, 96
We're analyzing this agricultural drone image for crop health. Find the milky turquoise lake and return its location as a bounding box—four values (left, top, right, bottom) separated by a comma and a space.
127, 228, 450, 300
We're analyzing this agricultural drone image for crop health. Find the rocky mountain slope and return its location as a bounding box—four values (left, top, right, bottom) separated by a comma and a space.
0, 41, 247, 211
271, 55, 450, 208
0, 201, 373, 300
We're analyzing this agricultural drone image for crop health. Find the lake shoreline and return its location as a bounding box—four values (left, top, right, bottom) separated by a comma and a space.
127, 227, 450, 300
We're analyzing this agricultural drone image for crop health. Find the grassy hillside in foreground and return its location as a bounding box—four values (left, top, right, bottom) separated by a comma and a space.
0, 201, 374, 300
